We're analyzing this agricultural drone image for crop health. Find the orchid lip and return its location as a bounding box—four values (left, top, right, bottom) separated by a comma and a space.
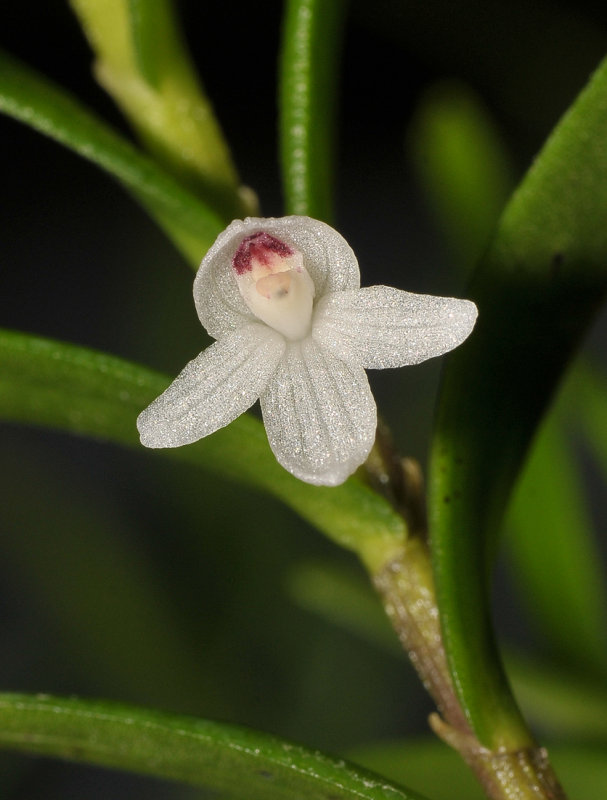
232, 231, 316, 341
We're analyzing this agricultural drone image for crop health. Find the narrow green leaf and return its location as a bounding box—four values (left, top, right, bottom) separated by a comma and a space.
0, 693, 430, 800
408, 81, 514, 271
429, 55, 607, 747
0, 329, 405, 564
279, 0, 348, 221
505, 394, 607, 675
70, 0, 251, 218
0, 48, 224, 265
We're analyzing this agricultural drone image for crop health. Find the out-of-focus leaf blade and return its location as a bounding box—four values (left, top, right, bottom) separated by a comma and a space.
0, 48, 224, 265
575, 360, 607, 483
505, 397, 607, 675
279, 0, 348, 221
0, 693, 430, 800
409, 81, 514, 271
286, 560, 401, 655
0, 441, 217, 712
507, 654, 607, 742
0, 329, 406, 563
429, 55, 607, 748
127, 0, 168, 88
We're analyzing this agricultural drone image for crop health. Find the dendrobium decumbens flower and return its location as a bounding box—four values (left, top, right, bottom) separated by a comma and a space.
137, 216, 478, 486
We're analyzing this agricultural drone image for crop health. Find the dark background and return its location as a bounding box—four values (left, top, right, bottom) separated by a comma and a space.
1, 1, 607, 797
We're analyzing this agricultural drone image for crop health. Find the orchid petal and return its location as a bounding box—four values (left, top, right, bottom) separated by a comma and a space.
137, 323, 285, 448
194, 216, 360, 338
260, 337, 377, 486
312, 285, 478, 369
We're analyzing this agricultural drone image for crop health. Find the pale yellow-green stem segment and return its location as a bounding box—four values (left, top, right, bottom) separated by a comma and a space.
365, 532, 566, 800
70, 0, 256, 218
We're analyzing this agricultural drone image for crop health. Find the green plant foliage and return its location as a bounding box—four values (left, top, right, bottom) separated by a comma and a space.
0, 693, 430, 800
429, 54, 607, 748
285, 555, 607, 743
507, 655, 607, 742
0, 48, 224, 265
279, 0, 348, 221
4, 1, 607, 796
286, 560, 401, 655
575, 360, 607, 483
408, 81, 514, 271
505, 378, 607, 676
0, 329, 406, 564
70, 0, 247, 215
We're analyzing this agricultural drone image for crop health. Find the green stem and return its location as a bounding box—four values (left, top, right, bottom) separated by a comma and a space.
369, 538, 566, 800
279, 0, 348, 222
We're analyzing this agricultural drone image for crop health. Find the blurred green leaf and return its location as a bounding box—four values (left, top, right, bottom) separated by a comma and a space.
507, 654, 607, 742
127, 0, 170, 88
70, 0, 253, 219
0, 329, 405, 566
0, 48, 224, 265
285, 561, 607, 743
286, 560, 401, 656
352, 738, 607, 800
279, 0, 348, 221
0, 693, 430, 800
505, 387, 607, 675
575, 360, 607, 483
429, 55, 607, 748
0, 441, 217, 712
408, 81, 514, 271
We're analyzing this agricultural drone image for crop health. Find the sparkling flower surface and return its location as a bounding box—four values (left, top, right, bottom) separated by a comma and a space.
137, 216, 478, 486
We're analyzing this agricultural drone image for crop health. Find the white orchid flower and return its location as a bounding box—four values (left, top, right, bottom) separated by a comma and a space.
137, 216, 477, 486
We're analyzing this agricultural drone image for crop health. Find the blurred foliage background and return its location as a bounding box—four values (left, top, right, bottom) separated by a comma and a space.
1, 0, 607, 797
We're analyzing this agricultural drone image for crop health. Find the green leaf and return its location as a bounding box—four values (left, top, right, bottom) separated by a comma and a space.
279, 0, 348, 221
70, 0, 249, 218
505, 381, 607, 675
0, 441, 215, 712
0, 48, 224, 266
575, 360, 607, 483
0, 329, 405, 569
408, 80, 514, 271
507, 654, 607, 742
0, 693, 430, 800
127, 0, 168, 88
429, 55, 607, 748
